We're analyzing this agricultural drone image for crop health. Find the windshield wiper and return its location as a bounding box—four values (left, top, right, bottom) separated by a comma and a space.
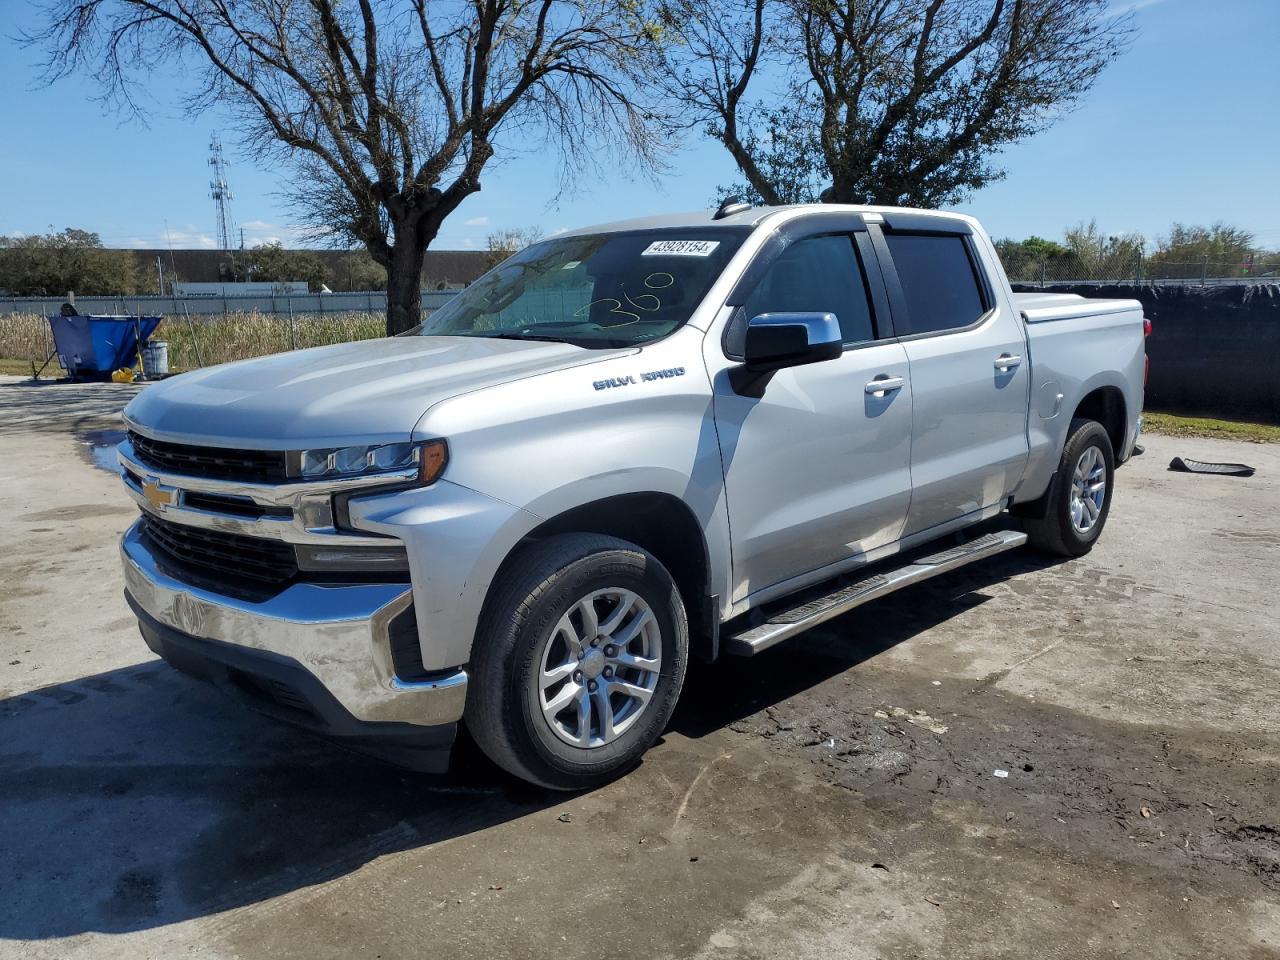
484, 332, 580, 345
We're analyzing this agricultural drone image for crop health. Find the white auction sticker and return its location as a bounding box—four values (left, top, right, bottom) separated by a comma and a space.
641, 239, 720, 257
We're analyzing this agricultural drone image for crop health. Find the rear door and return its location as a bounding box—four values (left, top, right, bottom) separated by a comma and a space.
709, 220, 913, 604
870, 220, 1030, 537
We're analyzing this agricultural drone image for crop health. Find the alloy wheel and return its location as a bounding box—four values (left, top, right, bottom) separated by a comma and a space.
535, 588, 662, 748
1069, 444, 1107, 534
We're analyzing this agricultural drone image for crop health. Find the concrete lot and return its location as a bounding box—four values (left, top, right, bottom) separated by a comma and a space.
2, 374, 1278, 959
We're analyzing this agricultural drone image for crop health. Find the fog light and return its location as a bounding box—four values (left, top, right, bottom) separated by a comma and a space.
294, 543, 410, 573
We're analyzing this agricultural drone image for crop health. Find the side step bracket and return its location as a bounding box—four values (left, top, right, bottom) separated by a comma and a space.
722, 529, 1027, 656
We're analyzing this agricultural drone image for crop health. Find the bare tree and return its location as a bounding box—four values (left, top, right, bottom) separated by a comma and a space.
666, 0, 1132, 208
26, 1, 672, 333
484, 225, 544, 265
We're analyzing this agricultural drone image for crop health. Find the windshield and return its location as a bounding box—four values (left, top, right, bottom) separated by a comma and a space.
405, 229, 748, 348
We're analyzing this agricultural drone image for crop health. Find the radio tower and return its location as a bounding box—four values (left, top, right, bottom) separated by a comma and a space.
208, 133, 236, 253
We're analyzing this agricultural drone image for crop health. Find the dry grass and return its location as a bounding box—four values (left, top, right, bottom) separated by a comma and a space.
0, 310, 387, 373
0, 313, 58, 366
159, 311, 386, 368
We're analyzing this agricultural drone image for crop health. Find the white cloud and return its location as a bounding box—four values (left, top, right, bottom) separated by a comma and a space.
111, 220, 303, 249
115, 226, 218, 249
237, 220, 310, 247
1111, 0, 1166, 11
463, 216, 490, 227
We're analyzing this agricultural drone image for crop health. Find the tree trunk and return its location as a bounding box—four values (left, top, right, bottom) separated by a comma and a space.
385, 230, 426, 336
819, 177, 856, 204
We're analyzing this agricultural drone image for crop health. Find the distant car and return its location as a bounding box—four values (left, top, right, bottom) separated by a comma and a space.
118, 203, 1147, 789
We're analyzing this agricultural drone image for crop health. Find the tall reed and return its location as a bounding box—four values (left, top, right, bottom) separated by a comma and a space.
0, 310, 388, 371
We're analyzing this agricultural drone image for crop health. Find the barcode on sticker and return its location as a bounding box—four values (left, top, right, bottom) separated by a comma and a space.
641, 239, 720, 257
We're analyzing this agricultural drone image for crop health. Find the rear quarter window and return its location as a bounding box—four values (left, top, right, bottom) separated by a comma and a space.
885, 233, 988, 336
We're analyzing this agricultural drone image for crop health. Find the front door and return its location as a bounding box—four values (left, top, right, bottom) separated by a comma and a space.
708, 232, 914, 604
874, 228, 1030, 537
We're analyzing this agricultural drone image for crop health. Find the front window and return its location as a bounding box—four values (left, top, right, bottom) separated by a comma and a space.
406, 229, 748, 348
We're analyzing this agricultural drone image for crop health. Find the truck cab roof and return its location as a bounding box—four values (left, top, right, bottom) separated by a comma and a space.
559, 203, 981, 238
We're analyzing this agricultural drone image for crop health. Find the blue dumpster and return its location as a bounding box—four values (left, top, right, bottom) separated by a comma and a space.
46, 315, 163, 381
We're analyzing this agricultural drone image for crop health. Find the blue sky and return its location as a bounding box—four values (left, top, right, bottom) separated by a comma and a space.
2, 0, 1277, 251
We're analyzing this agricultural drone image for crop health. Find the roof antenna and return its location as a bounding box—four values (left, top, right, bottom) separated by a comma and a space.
713, 196, 752, 220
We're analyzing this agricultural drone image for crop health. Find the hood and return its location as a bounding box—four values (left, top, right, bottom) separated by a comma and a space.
124, 335, 630, 448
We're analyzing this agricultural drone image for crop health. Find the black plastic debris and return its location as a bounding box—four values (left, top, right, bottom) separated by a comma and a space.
1168, 457, 1256, 478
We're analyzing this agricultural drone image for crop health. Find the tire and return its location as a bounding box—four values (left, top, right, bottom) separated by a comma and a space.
1023, 417, 1115, 557
466, 533, 688, 791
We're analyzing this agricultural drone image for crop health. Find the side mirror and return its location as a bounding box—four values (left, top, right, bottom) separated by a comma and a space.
743, 312, 843, 372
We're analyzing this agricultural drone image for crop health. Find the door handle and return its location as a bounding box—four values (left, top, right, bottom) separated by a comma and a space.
994, 354, 1022, 372
865, 375, 905, 396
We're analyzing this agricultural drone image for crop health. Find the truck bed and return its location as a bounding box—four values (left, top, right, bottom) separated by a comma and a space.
1014, 291, 1142, 323
1011, 291, 1146, 502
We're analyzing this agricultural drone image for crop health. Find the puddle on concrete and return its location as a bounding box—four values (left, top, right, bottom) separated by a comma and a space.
77, 428, 126, 474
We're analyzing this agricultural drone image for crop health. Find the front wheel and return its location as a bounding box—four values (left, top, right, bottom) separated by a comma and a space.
1023, 417, 1116, 557
466, 533, 688, 790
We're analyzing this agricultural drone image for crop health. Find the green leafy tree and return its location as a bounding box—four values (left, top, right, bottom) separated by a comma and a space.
334, 251, 388, 292
1062, 220, 1143, 280
994, 235, 1069, 281
1148, 222, 1256, 278
0, 227, 139, 295
244, 243, 331, 292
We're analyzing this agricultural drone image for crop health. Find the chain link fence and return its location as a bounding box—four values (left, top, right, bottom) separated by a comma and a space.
2, 289, 459, 318
1, 290, 469, 374
1001, 253, 1280, 286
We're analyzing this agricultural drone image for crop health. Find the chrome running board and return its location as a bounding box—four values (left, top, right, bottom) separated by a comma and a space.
722, 529, 1028, 656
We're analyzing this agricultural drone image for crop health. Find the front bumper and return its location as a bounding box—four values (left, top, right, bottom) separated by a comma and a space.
121, 522, 468, 765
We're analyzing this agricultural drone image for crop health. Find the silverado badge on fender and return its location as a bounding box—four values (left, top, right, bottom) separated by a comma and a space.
594, 367, 686, 391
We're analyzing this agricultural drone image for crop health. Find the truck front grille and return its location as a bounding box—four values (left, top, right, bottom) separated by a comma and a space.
128, 430, 288, 484
140, 514, 298, 586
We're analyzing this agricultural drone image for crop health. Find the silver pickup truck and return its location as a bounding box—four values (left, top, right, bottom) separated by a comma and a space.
119, 203, 1147, 789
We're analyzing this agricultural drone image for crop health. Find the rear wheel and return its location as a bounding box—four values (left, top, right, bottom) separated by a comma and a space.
466, 533, 688, 791
1023, 418, 1115, 557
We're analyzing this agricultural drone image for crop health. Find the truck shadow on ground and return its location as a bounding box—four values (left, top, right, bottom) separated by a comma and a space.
0, 548, 1061, 940
0, 662, 548, 939
671, 548, 1067, 739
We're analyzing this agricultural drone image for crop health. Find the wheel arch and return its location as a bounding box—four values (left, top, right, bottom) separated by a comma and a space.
1013, 382, 1128, 521
483, 492, 720, 662
1071, 384, 1127, 459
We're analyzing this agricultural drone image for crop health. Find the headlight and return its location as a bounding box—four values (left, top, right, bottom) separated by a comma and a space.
292, 440, 448, 485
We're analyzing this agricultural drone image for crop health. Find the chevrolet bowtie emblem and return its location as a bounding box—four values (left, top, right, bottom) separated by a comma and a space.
142, 478, 178, 509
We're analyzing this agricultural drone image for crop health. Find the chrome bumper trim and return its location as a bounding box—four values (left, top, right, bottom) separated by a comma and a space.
121, 521, 466, 727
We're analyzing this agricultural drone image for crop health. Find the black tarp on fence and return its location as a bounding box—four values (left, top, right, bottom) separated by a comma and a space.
1012, 282, 1280, 424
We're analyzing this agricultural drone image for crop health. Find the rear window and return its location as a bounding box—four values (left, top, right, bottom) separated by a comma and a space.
885, 233, 988, 336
